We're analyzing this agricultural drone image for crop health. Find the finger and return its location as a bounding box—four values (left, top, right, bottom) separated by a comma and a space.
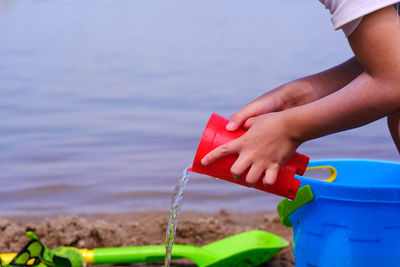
230, 154, 252, 180
243, 117, 256, 129
245, 163, 265, 185
201, 142, 238, 166
226, 106, 258, 131
263, 164, 280, 186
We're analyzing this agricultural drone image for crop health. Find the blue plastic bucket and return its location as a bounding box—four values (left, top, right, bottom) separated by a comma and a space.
289, 159, 400, 267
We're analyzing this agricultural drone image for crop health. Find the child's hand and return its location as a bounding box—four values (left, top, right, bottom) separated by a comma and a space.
201, 112, 301, 186
226, 57, 364, 132
225, 87, 288, 132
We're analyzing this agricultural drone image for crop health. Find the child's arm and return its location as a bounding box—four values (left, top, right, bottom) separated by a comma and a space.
202, 6, 400, 186
388, 110, 400, 152
291, 6, 400, 139
226, 57, 363, 131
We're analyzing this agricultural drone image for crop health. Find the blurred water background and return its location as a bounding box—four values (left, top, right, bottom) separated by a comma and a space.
0, 0, 398, 216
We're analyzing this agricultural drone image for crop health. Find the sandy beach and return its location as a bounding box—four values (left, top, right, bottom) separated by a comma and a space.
1, 210, 294, 267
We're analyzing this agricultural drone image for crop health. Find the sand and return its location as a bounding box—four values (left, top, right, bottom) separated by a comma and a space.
0, 210, 294, 267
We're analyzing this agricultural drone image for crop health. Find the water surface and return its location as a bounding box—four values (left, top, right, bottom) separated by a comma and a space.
0, 0, 398, 216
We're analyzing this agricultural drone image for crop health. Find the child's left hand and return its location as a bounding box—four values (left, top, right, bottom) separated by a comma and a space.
201, 112, 302, 186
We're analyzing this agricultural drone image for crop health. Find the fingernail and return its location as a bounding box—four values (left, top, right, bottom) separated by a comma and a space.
263, 183, 271, 187
247, 182, 255, 188
232, 174, 241, 181
226, 121, 236, 131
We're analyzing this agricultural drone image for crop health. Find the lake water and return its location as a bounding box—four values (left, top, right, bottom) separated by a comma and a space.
0, 0, 398, 216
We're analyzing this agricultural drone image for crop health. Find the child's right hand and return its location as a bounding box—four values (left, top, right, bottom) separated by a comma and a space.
202, 111, 302, 186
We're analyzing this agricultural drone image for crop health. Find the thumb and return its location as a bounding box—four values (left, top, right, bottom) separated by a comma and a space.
226, 110, 253, 131
243, 117, 256, 129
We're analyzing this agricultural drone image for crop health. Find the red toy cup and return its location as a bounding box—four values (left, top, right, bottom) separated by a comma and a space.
190, 113, 309, 199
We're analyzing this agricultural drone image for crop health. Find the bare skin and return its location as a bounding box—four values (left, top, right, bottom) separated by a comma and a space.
388, 110, 400, 151
202, 6, 400, 186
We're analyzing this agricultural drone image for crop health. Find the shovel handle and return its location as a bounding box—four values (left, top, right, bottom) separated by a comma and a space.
92, 244, 213, 265
0, 253, 16, 264
93, 245, 180, 265
1, 245, 206, 266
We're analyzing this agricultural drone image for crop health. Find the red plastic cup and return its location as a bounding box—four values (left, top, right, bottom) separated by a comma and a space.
190, 113, 309, 199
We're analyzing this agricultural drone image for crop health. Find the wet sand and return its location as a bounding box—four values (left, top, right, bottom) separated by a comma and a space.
1, 210, 294, 266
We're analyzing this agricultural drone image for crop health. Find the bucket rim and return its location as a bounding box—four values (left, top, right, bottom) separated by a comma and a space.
297, 158, 400, 203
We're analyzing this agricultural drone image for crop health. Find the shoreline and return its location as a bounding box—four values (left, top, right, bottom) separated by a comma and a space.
1, 210, 294, 266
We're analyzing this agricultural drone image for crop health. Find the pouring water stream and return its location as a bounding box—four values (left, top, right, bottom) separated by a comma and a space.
164, 166, 191, 267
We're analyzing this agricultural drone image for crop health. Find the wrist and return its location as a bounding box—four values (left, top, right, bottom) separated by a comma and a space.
280, 107, 313, 146
278, 79, 317, 110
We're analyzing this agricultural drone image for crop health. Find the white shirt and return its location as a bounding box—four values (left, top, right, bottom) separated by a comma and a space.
319, 0, 399, 36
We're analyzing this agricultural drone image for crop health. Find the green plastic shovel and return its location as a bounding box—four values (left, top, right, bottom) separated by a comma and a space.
90, 230, 289, 266
1, 230, 288, 266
